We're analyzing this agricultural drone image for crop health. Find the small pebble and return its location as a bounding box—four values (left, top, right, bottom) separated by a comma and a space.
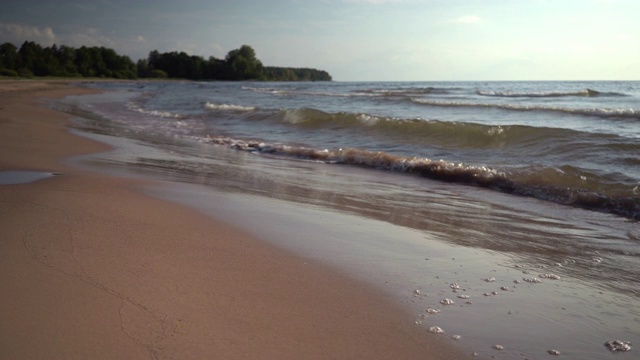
440, 298, 455, 305
452, 335, 461, 340
539, 273, 562, 280
548, 349, 561, 355
500, 286, 509, 291
428, 326, 444, 334
426, 308, 441, 314
493, 344, 504, 350
604, 340, 631, 352
484, 277, 496, 282
523, 277, 542, 283
450, 283, 460, 290
414, 289, 421, 295
457, 295, 470, 299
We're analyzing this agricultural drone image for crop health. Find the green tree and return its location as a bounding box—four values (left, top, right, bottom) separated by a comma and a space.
150, 69, 168, 78
41, 45, 62, 76
137, 58, 150, 78
0, 42, 19, 70
142, 45, 331, 81
75, 46, 98, 77
263, 66, 332, 81
204, 56, 227, 79
54, 45, 79, 76
18, 41, 46, 76
225, 45, 264, 80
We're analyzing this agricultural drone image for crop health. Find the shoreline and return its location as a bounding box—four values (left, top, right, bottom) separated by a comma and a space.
0, 81, 468, 359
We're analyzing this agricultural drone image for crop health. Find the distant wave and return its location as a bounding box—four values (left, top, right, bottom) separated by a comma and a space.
411, 98, 640, 120
357, 87, 454, 96
242, 85, 456, 98
241, 86, 287, 95
240, 86, 360, 99
197, 134, 640, 220
204, 101, 256, 112
476, 88, 626, 98
242, 86, 372, 98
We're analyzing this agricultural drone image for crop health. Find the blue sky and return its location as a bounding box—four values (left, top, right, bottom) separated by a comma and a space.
1, 0, 638, 81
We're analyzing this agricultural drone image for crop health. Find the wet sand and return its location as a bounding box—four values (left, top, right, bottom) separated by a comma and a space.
0, 80, 468, 359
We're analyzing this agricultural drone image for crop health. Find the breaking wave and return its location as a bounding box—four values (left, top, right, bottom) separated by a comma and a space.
127, 102, 185, 119
196, 134, 640, 220
204, 101, 256, 112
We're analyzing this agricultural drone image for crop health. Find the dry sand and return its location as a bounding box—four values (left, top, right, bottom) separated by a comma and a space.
0, 80, 468, 359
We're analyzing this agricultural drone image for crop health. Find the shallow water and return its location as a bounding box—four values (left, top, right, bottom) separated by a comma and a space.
0, 170, 57, 185
60, 81, 640, 220
58, 81, 639, 359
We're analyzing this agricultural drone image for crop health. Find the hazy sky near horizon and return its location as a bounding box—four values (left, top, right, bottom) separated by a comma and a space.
1, 0, 638, 81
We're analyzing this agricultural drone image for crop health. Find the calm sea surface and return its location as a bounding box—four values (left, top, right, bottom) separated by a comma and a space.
56, 81, 639, 359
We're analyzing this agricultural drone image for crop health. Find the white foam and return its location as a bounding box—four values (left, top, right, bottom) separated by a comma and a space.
204, 102, 255, 112
127, 102, 183, 118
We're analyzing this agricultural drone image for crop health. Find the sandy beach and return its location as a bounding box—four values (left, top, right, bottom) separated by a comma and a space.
0, 80, 468, 359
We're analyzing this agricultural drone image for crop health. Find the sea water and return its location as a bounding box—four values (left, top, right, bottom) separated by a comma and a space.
56, 81, 639, 359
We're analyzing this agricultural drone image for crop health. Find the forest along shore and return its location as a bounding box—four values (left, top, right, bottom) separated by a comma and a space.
0, 41, 332, 81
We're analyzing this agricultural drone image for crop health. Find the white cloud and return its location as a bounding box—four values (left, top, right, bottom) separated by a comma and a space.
453, 15, 482, 24
0, 23, 56, 45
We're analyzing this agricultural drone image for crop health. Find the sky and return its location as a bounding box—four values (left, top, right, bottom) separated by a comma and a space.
1, 0, 639, 81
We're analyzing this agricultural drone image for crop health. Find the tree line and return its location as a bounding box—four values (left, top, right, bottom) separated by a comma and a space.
0, 41, 332, 81
0, 41, 137, 79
